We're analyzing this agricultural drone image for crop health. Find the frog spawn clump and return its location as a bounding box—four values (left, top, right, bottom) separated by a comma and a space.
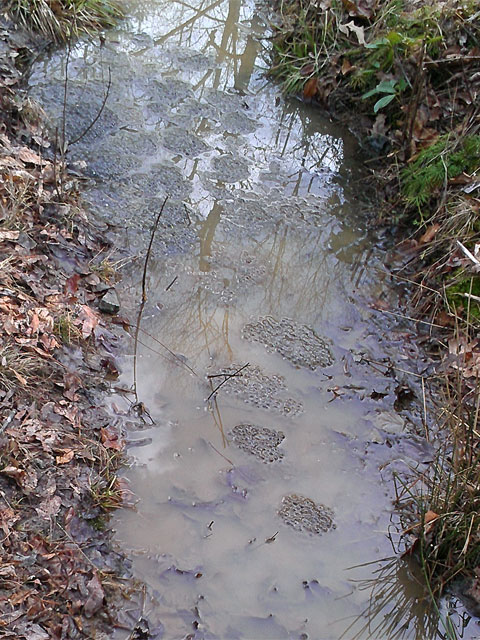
279, 494, 335, 535
217, 363, 303, 417
229, 424, 285, 463
242, 316, 334, 370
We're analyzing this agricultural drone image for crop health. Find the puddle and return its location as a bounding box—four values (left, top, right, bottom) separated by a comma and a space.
27, 0, 476, 638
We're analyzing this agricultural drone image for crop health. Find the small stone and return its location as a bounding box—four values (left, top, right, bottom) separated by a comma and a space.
99, 289, 120, 314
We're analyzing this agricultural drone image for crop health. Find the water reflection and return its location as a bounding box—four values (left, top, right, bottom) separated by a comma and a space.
26, 0, 471, 636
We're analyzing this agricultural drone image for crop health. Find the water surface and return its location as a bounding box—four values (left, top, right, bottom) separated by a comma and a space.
26, 1, 470, 638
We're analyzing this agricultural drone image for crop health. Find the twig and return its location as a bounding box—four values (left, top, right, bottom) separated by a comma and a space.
133, 198, 168, 402
206, 363, 249, 401
165, 275, 178, 291
361, 356, 431, 380
456, 239, 480, 266
142, 198, 168, 303
124, 321, 196, 376
57, 522, 104, 575
69, 67, 112, 146
53, 127, 61, 201
208, 440, 234, 466
207, 371, 245, 379
372, 306, 445, 329
422, 376, 429, 442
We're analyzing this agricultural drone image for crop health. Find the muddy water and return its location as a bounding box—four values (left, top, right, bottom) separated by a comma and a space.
27, 1, 467, 638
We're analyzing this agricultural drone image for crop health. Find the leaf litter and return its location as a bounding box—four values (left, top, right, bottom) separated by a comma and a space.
0, 19, 148, 640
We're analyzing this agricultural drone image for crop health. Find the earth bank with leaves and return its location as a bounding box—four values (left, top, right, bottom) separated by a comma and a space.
0, 10, 149, 640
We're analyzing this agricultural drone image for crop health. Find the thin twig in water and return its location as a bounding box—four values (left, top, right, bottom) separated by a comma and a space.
133, 197, 168, 403
373, 306, 445, 329
206, 363, 249, 401
70, 68, 112, 146
126, 321, 197, 377
142, 197, 168, 303
207, 371, 245, 379
361, 356, 432, 380
208, 440, 234, 466
208, 379, 226, 446
53, 127, 61, 201
165, 275, 178, 291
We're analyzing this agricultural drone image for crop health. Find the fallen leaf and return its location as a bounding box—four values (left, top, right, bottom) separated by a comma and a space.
303, 76, 318, 99
78, 305, 99, 339
11, 369, 27, 386
300, 63, 315, 77
341, 58, 353, 75
436, 310, 454, 327
0, 230, 20, 241
56, 450, 74, 465
101, 426, 125, 451
419, 223, 440, 244
338, 21, 365, 45
424, 510, 439, 535
30, 311, 40, 334
1, 465, 25, 483
84, 574, 105, 618
36, 495, 62, 519
64, 274, 80, 297
18, 147, 43, 165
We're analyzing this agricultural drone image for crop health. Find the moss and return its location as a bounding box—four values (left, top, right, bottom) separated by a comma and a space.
90, 515, 108, 531
401, 135, 480, 208
446, 274, 480, 320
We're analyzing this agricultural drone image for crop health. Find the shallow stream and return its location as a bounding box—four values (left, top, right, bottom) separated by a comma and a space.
27, 1, 476, 638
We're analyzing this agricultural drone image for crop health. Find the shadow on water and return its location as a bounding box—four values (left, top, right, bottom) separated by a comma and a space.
26, 0, 480, 638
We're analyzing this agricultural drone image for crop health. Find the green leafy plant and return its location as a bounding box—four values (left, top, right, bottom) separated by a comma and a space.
361, 77, 406, 113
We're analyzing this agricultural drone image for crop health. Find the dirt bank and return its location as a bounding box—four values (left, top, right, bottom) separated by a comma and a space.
270, 0, 480, 625
0, 16, 142, 640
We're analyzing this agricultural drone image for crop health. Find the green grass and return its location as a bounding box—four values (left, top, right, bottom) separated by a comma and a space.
7, 0, 124, 43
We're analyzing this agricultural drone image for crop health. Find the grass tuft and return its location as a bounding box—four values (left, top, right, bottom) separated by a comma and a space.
7, 0, 124, 43
0, 344, 45, 390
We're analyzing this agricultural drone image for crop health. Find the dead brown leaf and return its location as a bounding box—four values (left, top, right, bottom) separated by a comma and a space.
56, 450, 74, 465
77, 305, 99, 339
18, 147, 44, 165
101, 426, 125, 451
83, 574, 105, 618
419, 223, 441, 244
303, 76, 318, 99
0, 230, 20, 241
36, 495, 62, 519
341, 58, 353, 75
